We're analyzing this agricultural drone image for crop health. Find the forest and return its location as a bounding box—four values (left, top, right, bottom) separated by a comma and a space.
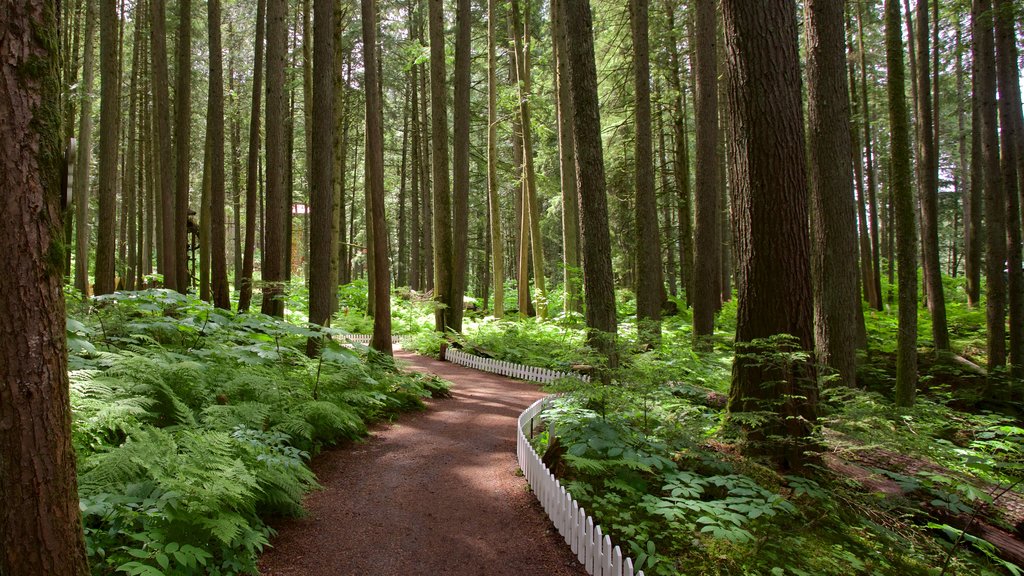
1, 0, 1024, 574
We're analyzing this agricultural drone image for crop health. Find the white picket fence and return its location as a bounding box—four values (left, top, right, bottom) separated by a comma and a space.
444, 347, 591, 383
345, 334, 404, 346
518, 398, 646, 576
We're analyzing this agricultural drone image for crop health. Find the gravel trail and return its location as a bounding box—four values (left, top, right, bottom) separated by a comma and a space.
258, 350, 586, 576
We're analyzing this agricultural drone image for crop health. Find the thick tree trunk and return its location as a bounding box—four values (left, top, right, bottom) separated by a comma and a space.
665, 0, 693, 308
885, 0, 918, 406
428, 0, 453, 332
994, 0, 1024, 378
553, 0, 579, 316
238, 0, 265, 313
487, 0, 505, 317
362, 0, 393, 355
806, 0, 860, 388
200, 134, 212, 300
510, 0, 547, 319
975, 0, 1006, 370
632, 0, 663, 345
209, 0, 229, 309
308, 0, 336, 355
74, 0, 95, 296
692, 0, 720, 348
124, 12, 143, 291
262, 0, 287, 317
174, 0, 191, 292
94, 0, 119, 295
915, 0, 950, 350
0, 1, 90, 569
564, 0, 617, 362
722, 0, 818, 470
450, 0, 471, 332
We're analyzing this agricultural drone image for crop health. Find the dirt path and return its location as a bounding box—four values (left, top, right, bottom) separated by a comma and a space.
258, 350, 586, 576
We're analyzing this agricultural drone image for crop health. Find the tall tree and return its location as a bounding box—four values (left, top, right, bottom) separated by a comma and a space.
174, 0, 191, 292
94, 0, 119, 295
632, 0, 663, 345
428, 0, 453, 332
914, 0, 949, 350
450, 0, 471, 332
884, 0, 918, 406
994, 0, 1024, 377
856, 2, 884, 312
487, 0, 505, 317
961, 16, 982, 308
124, 10, 143, 291
362, 0, 393, 355
0, 0, 90, 570
692, 0, 720, 349
209, 0, 229, 309
975, 0, 1005, 370
664, 0, 693, 308
73, 0, 95, 296
722, 0, 818, 470
238, 0, 266, 313
553, 0, 579, 315
564, 0, 617, 362
806, 0, 860, 388
308, 0, 335, 355
151, 0, 176, 290
510, 0, 547, 319
262, 0, 287, 317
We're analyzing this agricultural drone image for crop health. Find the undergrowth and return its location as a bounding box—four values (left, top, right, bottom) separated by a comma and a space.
67, 289, 449, 575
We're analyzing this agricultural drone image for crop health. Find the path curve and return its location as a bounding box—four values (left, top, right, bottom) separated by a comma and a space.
258, 350, 586, 576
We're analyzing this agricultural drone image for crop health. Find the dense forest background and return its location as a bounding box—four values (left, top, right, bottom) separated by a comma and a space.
3, 0, 1024, 573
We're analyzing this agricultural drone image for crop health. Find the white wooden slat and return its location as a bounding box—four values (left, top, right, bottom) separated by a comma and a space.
600, 534, 612, 576
592, 525, 604, 575
611, 545, 623, 576
624, 557, 634, 576
584, 516, 595, 572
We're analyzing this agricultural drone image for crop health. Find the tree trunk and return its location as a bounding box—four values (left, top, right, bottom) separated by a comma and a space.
564, 0, 617, 362
94, 0, 119, 295
722, 0, 818, 470
428, 0, 453, 332
487, 0, 504, 317
806, 0, 860, 389
450, 0, 471, 332
262, 0, 287, 317
915, 0, 950, 350
397, 79, 410, 288
510, 0, 547, 319
656, 82, 676, 298
174, 0, 191, 292
632, 0, 663, 345
0, 1, 90, 569
856, 2, 884, 311
361, 0, 393, 355
200, 132, 212, 300
553, 0, 579, 316
74, 0, 95, 296
208, 0, 229, 309
958, 17, 979, 308
238, 0, 265, 313
124, 11, 143, 291
849, 36, 875, 314
665, 0, 692, 308
229, 39, 243, 291
308, 0, 336, 355
884, 0, 918, 407
692, 0, 720, 348
975, 0, 1006, 370
994, 0, 1024, 378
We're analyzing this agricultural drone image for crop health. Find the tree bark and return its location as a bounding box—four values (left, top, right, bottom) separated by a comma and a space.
361, 0, 393, 355
73, 0, 95, 296
94, 0, 119, 295
885, 0, 918, 407
0, 0, 90, 569
308, 0, 336, 356
553, 0, 579, 316
856, 2, 884, 311
428, 0, 453, 332
173, 0, 191, 292
915, 0, 950, 350
994, 0, 1024, 378
208, 0, 229, 309
632, 0, 663, 345
238, 0, 265, 313
665, 0, 692, 308
450, 0, 471, 332
692, 0, 720, 348
262, 0, 287, 317
564, 0, 617, 362
722, 0, 818, 470
806, 0, 860, 388
124, 9, 143, 291
487, 0, 505, 317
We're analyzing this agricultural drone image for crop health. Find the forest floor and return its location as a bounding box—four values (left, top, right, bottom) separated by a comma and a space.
257, 350, 586, 576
